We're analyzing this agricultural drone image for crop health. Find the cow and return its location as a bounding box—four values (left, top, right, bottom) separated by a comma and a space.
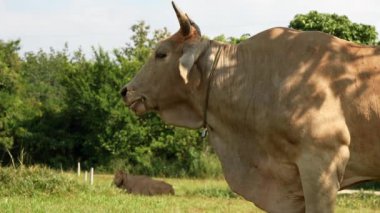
113, 170, 175, 196
120, 2, 380, 212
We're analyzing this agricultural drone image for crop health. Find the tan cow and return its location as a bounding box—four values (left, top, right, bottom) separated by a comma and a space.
113, 171, 175, 196
121, 2, 380, 212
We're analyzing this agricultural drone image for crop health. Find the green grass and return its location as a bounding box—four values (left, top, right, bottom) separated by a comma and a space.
0, 166, 379, 212
0, 166, 86, 197
336, 193, 380, 213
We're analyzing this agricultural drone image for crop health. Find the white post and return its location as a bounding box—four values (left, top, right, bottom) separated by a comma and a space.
90, 167, 94, 185
77, 162, 81, 176
84, 171, 88, 182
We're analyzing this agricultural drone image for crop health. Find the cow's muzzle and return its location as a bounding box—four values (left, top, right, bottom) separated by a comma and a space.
120, 86, 147, 115
120, 86, 128, 97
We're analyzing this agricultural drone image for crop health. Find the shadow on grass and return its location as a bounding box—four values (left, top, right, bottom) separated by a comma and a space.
183, 187, 238, 199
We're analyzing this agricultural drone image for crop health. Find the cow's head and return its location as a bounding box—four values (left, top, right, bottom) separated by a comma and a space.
121, 2, 210, 128
114, 170, 126, 187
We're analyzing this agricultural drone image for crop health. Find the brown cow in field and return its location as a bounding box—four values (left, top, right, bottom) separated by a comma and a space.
113, 171, 174, 196
121, 2, 380, 212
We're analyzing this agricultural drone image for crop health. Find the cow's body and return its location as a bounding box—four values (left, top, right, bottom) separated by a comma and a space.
121, 3, 380, 212
205, 27, 380, 212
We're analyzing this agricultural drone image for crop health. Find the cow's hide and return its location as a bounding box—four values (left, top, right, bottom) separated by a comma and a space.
113, 171, 175, 196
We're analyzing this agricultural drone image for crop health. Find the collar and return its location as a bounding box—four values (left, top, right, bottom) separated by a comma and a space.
201, 45, 223, 137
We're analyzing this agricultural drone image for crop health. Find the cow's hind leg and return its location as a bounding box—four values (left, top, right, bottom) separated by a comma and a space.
296, 136, 350, 213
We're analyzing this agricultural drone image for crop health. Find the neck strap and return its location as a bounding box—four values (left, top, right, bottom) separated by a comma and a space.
202, 46, 223, 134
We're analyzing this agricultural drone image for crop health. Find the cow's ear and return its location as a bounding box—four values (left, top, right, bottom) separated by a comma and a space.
179, 40, 207, 84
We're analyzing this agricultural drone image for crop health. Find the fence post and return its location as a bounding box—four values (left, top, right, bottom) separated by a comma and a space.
90, 167, 94, 185
77, 162, 81, 176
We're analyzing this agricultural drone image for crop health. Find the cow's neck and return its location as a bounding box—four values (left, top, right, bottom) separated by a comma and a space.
196, 40, 245, 131
200, 42, 223, 129
195, 41, 304, 211
196, 40, 267, 204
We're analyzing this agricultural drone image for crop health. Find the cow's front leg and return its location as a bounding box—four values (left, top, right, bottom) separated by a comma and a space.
296, 138, 350, 213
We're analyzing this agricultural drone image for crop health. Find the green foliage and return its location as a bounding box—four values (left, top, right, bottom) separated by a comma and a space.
289, 11, 378, 45
183, 185, 237, 198
336, 193, 380, 210
351, 181, 380, 190
123, 21, 170, 63
0, 171, 260, 212
213, 33, 250, 44
186, 151, 222, 179
0, 167, 378, 212
14, 47, 73, 167
0, 21, 217, 178
0, 166, 86, 196
0, 40, 22, 153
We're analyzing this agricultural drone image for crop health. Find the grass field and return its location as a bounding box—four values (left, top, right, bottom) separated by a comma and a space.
0, 167, 379, 212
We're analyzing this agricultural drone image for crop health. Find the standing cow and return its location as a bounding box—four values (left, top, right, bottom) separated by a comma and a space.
121, 2, 380, 212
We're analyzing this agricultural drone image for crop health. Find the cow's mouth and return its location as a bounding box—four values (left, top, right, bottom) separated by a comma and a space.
127, 97, 147, 115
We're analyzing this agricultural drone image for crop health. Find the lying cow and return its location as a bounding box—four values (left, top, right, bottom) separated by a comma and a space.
113, 171, 174, 196
121, 2, 380, 213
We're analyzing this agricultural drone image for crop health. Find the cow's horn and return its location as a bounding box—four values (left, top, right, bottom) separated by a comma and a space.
186, 14, 201, 36
172, 1, 191, 36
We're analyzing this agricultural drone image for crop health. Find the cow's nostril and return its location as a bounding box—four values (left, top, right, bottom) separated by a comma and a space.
120, 86, 128, 97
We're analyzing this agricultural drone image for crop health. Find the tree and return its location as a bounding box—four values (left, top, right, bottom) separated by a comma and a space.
289, 11, 378, 45
16, 47, 75, 167
4, 21, 209, 177
0, 21, 222, 177
122, 21, 170, 63
213, 34, 250, 44
0, 40, 23, 165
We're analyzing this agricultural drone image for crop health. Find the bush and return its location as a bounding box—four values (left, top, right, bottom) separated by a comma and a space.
289, 11, 378, 45
187, 152, 223, 179
0, 165, 87, 196
98, 151, 223, 178
350, 181, 380, 190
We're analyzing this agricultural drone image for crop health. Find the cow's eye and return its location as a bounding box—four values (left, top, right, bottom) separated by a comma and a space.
155, 52, 167, 59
